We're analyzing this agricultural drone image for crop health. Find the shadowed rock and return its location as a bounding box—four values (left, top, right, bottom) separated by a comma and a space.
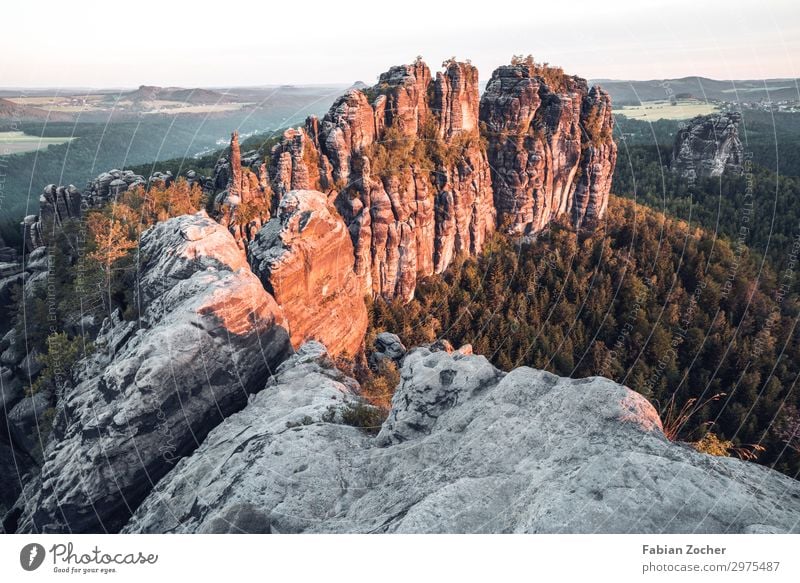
9, 213, 291, 533
672, 112, 744, 179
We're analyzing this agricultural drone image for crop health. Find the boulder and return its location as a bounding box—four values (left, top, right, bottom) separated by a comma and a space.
10, 213, 292, 533
0, 440, 29, 519
125, 346, 800, 534
369, 332, 406, 369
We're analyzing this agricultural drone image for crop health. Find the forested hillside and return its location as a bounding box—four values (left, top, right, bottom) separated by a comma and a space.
370, 195, 800, 476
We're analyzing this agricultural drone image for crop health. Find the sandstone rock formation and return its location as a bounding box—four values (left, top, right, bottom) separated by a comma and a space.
124, 342, 800, 534
672, 112, 744, 179
212, 131, 273, 247
480, 63, 617, 234
21, 168, 206, 251
368, 331, 406, 369
247, 190, 368, 357
257, 58, 615, 299
22, 184, 83, 249
263, 60, 498, 301
7, 213, 291, 533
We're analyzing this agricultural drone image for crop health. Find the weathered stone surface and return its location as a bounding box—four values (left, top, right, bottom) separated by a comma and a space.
263, 59, 614, 300
480, 63, 616, 235
122, 341, 369, 534
247, 190, 367, 357
433, 61, 480, 139
672, 112, 744, 179
125, 344, 800, 534
22, 184, 83, 249
369, 332, 406, 369
0, 366, 24, 411
572, 86, 617, 228
10, 213, 292, 533
268, 60, 496, 302
212, 131, 273, 247
6, 392, 51, 465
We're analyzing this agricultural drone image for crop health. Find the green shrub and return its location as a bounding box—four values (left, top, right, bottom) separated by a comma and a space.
29, 332, 92, 396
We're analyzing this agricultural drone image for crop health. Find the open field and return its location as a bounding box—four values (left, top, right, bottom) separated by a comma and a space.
0, 130, 74, 154
5, 95, 250, 115
614, 99, 719, 121
135, 101, 252, 114
6, 94, 107, 113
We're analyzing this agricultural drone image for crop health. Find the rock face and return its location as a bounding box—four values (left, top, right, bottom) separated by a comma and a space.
22, 184, 83, 249
212, 131, 273, 247
256, 59, 615, 300
125, 343, 800, 534
8, 213, 292, 533
479, 63, 617, 234
269, 60, 496, 302
672, 112, 744, 179
247, 190, 368, 357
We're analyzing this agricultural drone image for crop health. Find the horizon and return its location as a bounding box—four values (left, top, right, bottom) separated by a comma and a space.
2, 73, 800, 93
1, 0, 797, 88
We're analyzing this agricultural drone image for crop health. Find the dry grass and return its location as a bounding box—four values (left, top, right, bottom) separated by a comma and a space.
660, 392, 725, 442
693, 432, 766, 461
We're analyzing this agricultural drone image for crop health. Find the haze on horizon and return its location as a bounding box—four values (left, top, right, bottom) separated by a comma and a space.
1, 0, 797, 89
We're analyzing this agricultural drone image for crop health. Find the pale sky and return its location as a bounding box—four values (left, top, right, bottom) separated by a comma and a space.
1, 0, 797, 88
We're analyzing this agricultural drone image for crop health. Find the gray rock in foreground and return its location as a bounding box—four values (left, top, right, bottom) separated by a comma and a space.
9, 213, 292, 534
125, 343, 800, 534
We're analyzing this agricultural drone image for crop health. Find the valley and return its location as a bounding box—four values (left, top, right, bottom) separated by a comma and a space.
1, 56, 800, 535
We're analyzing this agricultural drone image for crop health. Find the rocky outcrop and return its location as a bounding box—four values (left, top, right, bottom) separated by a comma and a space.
672, 112, 744, 179
479, 63, 616, 235
247, 190, 368, 357
124, 342, 800, 534
368, 332, 406, 369
8, 213, 292, 533
212, 131, 273, 247
21, 168, 207, 251
83, 169, 146, 206
572, 86, 617, 227
258, 58, 615, 300
22, 184, 83, 249
264, 60, 497, 302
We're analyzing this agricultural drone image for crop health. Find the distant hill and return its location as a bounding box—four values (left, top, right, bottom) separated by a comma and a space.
0, 98, 72, 123
591, 77, 799, 105
118, 85, 239, 104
